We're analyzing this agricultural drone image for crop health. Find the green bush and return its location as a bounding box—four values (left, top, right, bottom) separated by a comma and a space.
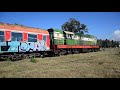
30, 56, 36, 63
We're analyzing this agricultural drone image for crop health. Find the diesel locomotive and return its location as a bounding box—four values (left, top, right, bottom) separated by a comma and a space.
0, 23, 100, 60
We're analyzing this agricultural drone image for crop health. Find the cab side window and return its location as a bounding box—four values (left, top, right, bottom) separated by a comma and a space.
66, 34, 73, 39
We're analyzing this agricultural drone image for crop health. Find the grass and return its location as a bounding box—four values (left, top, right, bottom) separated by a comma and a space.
0, 48, 120, 78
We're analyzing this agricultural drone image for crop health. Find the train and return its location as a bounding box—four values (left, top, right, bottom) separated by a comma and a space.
0, 23, 100, 60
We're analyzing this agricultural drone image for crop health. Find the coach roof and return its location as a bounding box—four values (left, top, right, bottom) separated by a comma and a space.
0, 22, 49, 34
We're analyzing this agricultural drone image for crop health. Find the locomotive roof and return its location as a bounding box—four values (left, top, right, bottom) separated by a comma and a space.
64, 31, 74, 34
81, 34, 96, 38
75, 33, 96, 38
53, 29, 63, 33
0, 22, 49, 34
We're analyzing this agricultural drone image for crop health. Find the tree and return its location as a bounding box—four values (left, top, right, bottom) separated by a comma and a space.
97, 39, 102, 47
62, 18, 88, 34
80, 24, 88, 33
116, 41, 120, 47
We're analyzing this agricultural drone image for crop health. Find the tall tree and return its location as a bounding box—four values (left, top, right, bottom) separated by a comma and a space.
80, 24, 88, 33
97, 39, 102, 47
62, 18, 88, 34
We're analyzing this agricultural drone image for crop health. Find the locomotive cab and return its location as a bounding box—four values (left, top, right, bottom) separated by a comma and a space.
47, 28, 54, 46
48, 28, 64, 46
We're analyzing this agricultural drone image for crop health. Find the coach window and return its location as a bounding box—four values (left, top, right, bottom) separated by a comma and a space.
28, 34, 37, 42
43, 35, 46, 42
11, 32, 23, 41
0, 31, 4, 42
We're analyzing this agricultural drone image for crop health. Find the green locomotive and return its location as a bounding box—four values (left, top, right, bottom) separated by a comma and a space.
48, 28, 97, 46
48, 28, 99, 55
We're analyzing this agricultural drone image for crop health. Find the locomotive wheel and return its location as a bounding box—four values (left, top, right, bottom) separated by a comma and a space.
87, 49, 90, 53
57, 50, 62, 56
58, 52, 62, 56
94, 49, 97, 52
